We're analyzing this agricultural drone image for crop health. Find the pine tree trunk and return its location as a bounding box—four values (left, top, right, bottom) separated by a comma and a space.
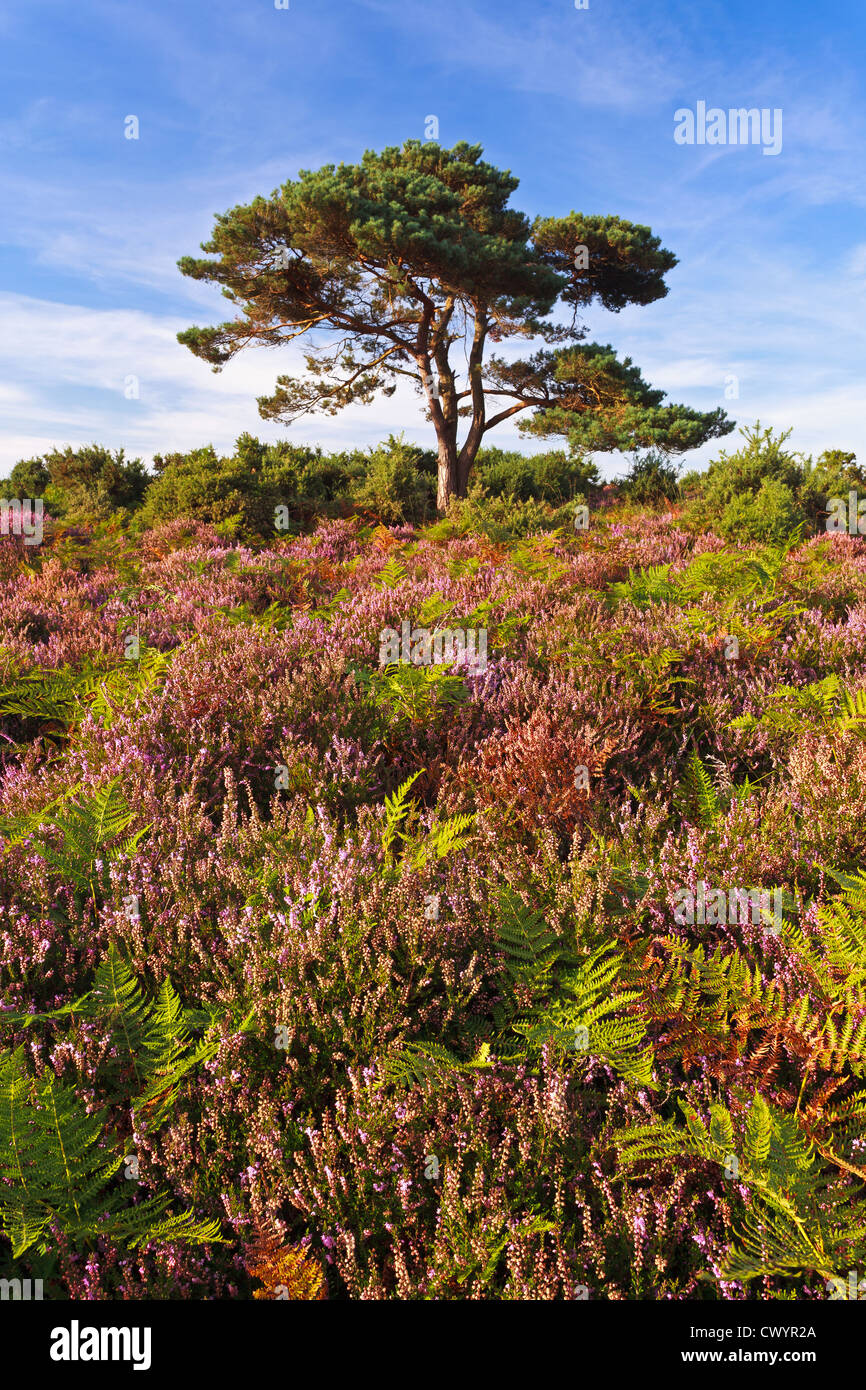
456, 439, 480, 498
436, 437, 458, 513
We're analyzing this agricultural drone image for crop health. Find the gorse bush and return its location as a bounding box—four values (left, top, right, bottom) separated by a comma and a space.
437, 486, 576, 543
137, 437, 589, 538
2, 427, 858, 549
139, 441, 335, 539
139, 434, 433, 538
799, 449, 866, 531
619, 449, 681, 505
0, 445, 149, 525
703, 423, 805, 507
348, 434, 436, 524
717, 475, 801, 544
474, 445, 599, 503
682, 423, 863, 542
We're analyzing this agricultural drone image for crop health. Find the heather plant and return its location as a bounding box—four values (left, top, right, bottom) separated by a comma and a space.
1, 469, 866, 1303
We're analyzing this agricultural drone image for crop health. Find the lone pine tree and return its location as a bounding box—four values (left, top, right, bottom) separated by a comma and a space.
177, 140, 733, 511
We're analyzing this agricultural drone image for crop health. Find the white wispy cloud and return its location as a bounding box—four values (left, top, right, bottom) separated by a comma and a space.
1, 0, 863, 483
0, 292, 491, 471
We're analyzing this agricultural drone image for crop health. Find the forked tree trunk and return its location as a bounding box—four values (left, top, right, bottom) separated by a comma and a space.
453, 333, 487, 501
429, 334, 485, 511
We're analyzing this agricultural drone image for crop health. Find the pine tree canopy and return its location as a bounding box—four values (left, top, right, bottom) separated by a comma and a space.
177, 139, 734, 509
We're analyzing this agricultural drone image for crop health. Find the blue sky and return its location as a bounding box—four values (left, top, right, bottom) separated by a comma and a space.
0, 0, 864, 478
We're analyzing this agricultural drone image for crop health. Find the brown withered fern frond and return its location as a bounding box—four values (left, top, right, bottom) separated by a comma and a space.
465, 706, 622, 839
244, 1226, 327, 1301
634, 937, 822, 1091
633, 934, 866, 1143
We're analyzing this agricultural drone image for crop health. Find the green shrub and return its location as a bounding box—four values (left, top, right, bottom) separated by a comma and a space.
798, 449, 866, 532
475, 446, 598, 503
245, 434, 355, 509
349, 434, 435, 524
0, 445, 149, 524
139, 435, 353, 539
140, 445, 263, 536
618, 449, 681, 504
684, 426, 861, 540
701, 424, 804, 514
0, 456, 52, 500
141, 431, 439, 537
438, 486, 572, 543
719, 476, 802, 543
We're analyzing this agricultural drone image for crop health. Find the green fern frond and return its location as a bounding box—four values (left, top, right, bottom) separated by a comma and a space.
679, 750, 722, 827
379, 771, 475, 870
607, 564, 677, 610
415, 593, 457, 627
0, 651, 173, 744
0, 1046, 221, 1258
88, 777, 139, 844
728, 675, 864, 741
515, 942, 655, 1087
743, 1092, 772, 1168
425, 813, 475, 860
83, 946, 220, 1127
496, 888, 561, 989
404, 811, 475, 871
366, 661, 469, 726
0, 782, 83, 853
9, 944, 222, 1133
380, 1039, 471, 1088
835, 686, 866, 735
373, 556, 408, 590
612, 1091, 866, 1285
82, 946, 153, 1095
1, 778, 151, 906
381, 771, 422, 857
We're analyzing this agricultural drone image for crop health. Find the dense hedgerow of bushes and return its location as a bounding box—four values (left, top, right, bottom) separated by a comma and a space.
1, 445, 150, 526
472, 444, 599, 504
3, 425, 860, 547
2, 436, 602, 541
